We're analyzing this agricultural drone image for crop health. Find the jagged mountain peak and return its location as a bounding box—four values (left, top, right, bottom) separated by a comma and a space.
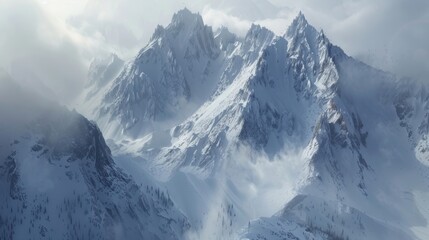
87, 52, 124, 88
150, 24, 166, 41
243, 24, 276, 51
239, 24, 276, 64
285, 11, 324, 52
286, 11, 313, 36
296, 11, 307, 23
170, 8, 204, 28
147, 8, 218, 59
215, 26, 237, 51
215, 26, 235, 37
89, 9, 221, 139
246, 24, 274, 41
150, 8, 210, 48
286, 12, 338, 59
149, 8, 216, 57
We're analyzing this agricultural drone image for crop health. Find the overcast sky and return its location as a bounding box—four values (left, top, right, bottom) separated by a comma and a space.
1, 0, 428, 103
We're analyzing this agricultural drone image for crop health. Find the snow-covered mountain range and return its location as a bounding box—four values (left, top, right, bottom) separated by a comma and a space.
3, 7, 429, 240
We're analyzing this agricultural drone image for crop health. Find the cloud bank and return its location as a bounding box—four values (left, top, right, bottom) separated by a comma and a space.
0, 0, 90, 102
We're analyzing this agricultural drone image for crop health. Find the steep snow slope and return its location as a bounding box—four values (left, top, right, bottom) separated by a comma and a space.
0, 77, 189, 240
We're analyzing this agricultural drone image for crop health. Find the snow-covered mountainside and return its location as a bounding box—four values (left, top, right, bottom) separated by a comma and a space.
240, 16, 429, 240
240, 74, 429, 240
77, 9, 429, 240
115, 13, 342, 180
0, 77, 189, 240
79, 8, 224, 140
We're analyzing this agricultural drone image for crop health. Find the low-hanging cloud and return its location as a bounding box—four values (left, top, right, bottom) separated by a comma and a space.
0, 0, 88, 103
0, 70, 53, 157
183, 143, 307, 239
202, 8, 252, 37
201, 0, 293, 37
226, 144, 307, 219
